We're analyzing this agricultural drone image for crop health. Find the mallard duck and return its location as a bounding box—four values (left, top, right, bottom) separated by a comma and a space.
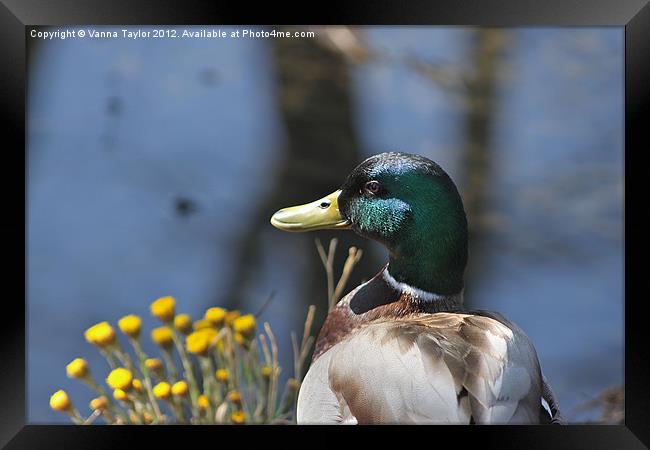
270, 152, 563, 424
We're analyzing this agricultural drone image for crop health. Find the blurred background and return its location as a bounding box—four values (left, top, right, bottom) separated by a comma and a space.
27, 26, 623, 423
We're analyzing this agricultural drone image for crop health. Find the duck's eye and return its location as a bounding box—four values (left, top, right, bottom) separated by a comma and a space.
364, 180, 381, 195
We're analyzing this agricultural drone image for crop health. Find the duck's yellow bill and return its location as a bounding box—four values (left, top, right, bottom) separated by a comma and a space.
270, 190, 351, 232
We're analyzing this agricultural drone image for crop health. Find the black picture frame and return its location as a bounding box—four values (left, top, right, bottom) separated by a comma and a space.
2, 0, 648, 448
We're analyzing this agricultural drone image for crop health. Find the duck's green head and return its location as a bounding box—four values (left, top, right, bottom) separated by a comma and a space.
270, 152, 468, 295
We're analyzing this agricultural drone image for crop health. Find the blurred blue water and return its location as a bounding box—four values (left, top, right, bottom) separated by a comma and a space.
27, 26, 623, 423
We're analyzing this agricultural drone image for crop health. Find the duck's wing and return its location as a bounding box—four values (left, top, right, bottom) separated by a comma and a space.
542, 374, 566, 424
297, 312, 544, 424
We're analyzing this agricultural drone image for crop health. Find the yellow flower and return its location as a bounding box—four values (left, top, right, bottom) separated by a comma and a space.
106, 367, 133, 390
66, 358, 88, 379
143, 412, 153, 424
151, 326, 174, 348
215, 368, 229, 383
193, 319, 214, 331
261, 365, 272, 379
132, 379, 143, 392
145, 358, 163, 372
204, 307, 226, 326
186, 328, 218, 355
174, 314, 193, 334
89, 396, 108, 410
227, 390, 242, 404
186, 330, 210, 355
84, 321, 116, 347
113, 388, 128, 402
118, 314, 142, 338
49, 390, 71, 411
230, 410, 247, 424
198, 394, 210, 411
202, 327, 218, 341
224, 310, 241, 327
153, 382, 171, 400
150, 296, 176, 322
232, 314, 256, 338
287, 378, 300, 391
171, 380, 189, 397
234, 332, 247, 346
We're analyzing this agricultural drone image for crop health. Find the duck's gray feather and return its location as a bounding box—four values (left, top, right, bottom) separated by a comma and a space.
297, 312, 545, 424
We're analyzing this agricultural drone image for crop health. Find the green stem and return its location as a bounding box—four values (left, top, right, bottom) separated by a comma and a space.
161, 348, 178, 382
199, 356, 219, 424
211, 348, 227, 403
112, 345, 136, 375
170, 329, 200, 418
170, 397, 187, 424
99, 348, 117, 370
131, 339, 164, 422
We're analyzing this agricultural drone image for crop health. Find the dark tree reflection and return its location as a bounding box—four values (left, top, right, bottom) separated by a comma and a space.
220, 27, 381, 331
458, 29, 511, 305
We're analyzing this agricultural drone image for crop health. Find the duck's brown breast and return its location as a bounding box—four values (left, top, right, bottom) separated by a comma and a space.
312, 267, 462, 361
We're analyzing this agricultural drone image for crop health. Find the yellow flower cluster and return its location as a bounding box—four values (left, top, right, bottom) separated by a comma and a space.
51, 294, 320, 426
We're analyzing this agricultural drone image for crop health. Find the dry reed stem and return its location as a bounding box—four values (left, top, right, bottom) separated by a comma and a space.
331, 247, 363, 308
263, 322, 281, 421
315, 238, 337, 303
83, 409, 102, 425
316, 238, 363, 312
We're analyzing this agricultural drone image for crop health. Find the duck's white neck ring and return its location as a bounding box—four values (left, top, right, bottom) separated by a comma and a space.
382, 267, 463, 304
